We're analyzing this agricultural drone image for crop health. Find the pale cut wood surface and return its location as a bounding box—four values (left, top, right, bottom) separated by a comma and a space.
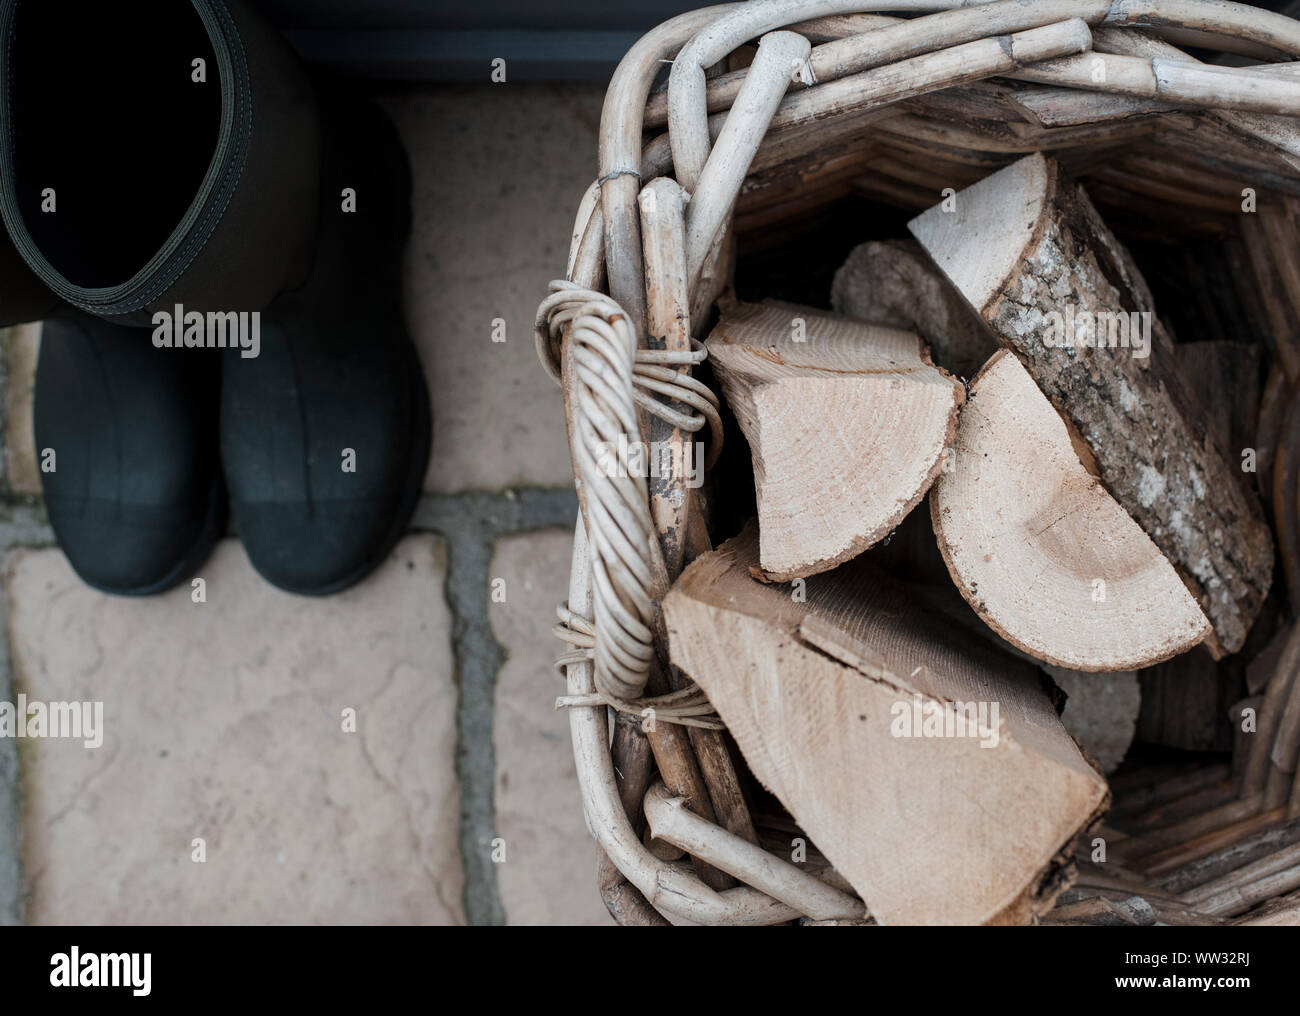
706, 301, 962, 582
910, 152, 1273, 655
931, 350, 1210, 671
663, 525, 1108, 926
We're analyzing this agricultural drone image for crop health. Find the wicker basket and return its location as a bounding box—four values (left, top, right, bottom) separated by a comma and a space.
534, 0, 1300, 926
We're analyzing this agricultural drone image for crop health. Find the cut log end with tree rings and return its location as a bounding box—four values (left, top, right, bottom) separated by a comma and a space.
932, 350, 1210, 672
910, 152, 1273, 655
706, 300, 963, 583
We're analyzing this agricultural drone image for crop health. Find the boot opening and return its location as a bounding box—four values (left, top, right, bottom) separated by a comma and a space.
9, 0, 221, 289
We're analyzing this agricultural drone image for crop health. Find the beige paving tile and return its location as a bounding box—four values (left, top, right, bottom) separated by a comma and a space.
490, 528, 608, 925
3, 321, 41, 496
8, 535, 463, 925
381, 84, 599, 494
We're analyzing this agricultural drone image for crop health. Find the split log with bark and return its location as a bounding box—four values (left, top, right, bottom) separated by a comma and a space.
910, 152, 1274, 656
930, 350, 1210, 671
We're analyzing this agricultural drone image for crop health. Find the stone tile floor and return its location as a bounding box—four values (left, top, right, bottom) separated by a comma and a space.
0, 84, 608, 926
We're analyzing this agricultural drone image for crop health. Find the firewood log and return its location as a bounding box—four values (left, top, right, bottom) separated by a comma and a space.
930, 350, 1210, 671
662, 525, 1109, 926
705, 300, 963, 582
910, 152, 1274, 656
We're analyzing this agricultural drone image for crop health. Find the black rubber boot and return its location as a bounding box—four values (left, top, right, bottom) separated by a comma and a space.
34, 310, 225, 595
2, 1, 427, 596
220, 85, 431, 595
0, 0, 320, 593
0, 0, 320, 323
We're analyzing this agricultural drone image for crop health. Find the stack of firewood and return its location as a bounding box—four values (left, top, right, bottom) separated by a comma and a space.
657, 149, 1300, 925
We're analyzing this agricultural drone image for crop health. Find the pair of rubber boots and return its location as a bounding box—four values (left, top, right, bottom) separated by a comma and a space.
0, 0, 430, 595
